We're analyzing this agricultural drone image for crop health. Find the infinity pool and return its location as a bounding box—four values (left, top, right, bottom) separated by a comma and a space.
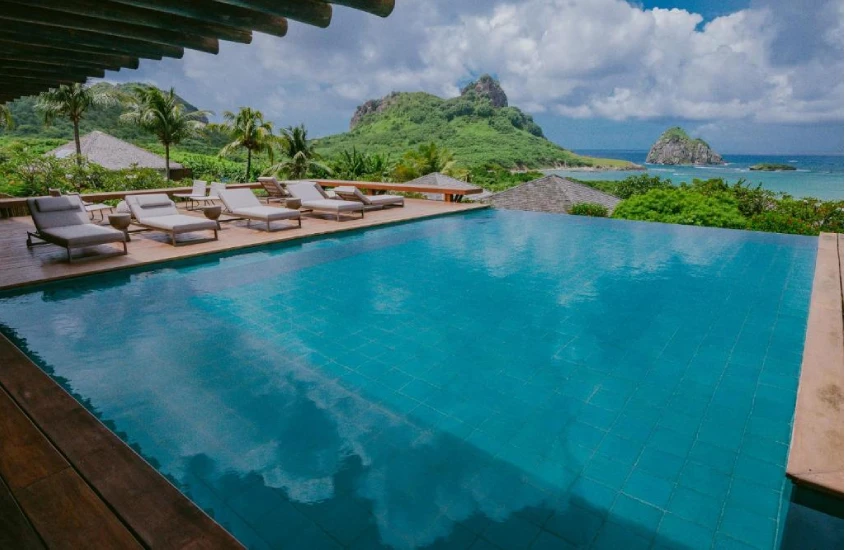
0, 210, 817, 549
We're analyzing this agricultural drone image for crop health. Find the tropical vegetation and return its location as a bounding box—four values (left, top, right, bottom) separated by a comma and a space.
269, 124, 329, 179
578, 175, 843, 235
570, 203, 609, 217
35, 83, 118, 163
121, 86, 211, 179
216, 107, 275, 181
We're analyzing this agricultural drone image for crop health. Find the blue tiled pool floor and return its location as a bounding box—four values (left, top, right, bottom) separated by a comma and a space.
0, 210, 817, 549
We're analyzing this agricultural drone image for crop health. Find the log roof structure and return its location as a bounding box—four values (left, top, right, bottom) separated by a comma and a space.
0, 0, 396, 104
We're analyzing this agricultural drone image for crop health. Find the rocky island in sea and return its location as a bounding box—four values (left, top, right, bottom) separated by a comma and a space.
646, 127, 725, 165
750, 163, 797, 171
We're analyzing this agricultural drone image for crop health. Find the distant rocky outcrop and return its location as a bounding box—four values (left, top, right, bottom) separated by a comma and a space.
460, 74, 508, 108
349, 92, 404, 130
646, 127, 724, 165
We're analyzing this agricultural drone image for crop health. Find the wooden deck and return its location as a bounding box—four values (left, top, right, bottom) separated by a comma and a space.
0, 199, 486, 291
787, 233, 844, 497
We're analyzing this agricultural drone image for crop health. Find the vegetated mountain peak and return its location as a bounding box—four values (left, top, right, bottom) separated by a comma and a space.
321, 79, 636, 170
460, 74, 508, 108
646, 126, 724, 165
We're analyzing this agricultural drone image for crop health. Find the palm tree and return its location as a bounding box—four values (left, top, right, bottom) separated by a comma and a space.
121, 86, 210, 179
0, 103, 13, 130
35, 83, 117, 164
393, 142, 456, 181
217, 107, 275, 181
271, 124, 330, 179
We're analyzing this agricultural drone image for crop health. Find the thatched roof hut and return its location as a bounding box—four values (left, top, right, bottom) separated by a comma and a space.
487, 174, 621, 214
45, 131, 189, 179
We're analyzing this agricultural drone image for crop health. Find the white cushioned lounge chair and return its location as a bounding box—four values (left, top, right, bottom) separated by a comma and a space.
173, 180, 216, 210
332, 186, 404, 210
287, 182, 365, 221
218, 189, 301, 231
126, 194, 218, 246
26, 195, 127, 262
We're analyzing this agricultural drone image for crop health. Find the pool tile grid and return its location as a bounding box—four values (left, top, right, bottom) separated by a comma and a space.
0, 211, 817, 550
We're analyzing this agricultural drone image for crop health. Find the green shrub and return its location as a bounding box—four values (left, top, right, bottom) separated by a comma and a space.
747, 211, 817, 235
612, 188, 747, 229
570, 203, 609, 217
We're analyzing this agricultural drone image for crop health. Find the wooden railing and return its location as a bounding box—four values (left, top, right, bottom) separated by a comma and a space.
316, 179, 482, 203
0, 178, 484, 217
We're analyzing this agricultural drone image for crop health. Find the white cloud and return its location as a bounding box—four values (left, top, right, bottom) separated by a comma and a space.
106, 0, 843, 136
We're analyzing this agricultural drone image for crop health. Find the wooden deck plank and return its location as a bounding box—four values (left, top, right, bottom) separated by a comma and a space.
0, 475, 45, 550
0, 386, 68, 491
16, 469, 143, 550
0, 199, 486, 291
787, 233, 844, 496
0, 333, 244, 549
0, 384, 141, 549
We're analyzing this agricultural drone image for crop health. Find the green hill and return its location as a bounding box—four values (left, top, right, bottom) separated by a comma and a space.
314, 75, 636, 170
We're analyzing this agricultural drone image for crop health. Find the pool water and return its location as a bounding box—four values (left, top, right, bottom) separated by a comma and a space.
0, 210, 817, 550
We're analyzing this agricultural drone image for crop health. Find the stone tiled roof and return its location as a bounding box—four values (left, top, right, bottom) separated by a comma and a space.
486, 174, 620, 214
405, 172, 478, 201
405, 172, 479, 190
46, 131, 183, 171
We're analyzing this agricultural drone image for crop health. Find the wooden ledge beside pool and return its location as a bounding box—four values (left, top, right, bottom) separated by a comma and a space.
787, 233, 844, 498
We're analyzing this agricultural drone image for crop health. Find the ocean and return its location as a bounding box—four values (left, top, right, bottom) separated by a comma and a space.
550, 150, 844, 200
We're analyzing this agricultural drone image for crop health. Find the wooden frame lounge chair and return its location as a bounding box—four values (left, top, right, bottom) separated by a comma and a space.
126, 194, 218, 246
288, 182, 365, 221
257, 176, 290, 204
173, 180, 216, 210
218, 189, 301, 231
26, 195, 127, 262
332, 185, 404, 210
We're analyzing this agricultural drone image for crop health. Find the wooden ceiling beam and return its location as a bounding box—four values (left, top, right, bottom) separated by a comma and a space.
0, 64, 106, 80
0, 42, 135, 71
328, 0, 395, 17
0, 27, 182, 60
0, 74, 86, 86
110, 0, 288, 38
216, 0, 332, 28
6, 0, 253, 44
0, 3, 220, 53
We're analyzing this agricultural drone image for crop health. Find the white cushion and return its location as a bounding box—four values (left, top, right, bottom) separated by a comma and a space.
232, 206, 301, 221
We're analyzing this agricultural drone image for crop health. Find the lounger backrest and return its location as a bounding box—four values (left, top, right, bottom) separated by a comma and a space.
27, 195, 89, 230
218, 189, 260, 211
333, 186, 372, 205
288, 182, 325, 202
126, 194, 179, 220
191, 180, 207, 196
209, 182, 226, 198
258, 177, 286, 197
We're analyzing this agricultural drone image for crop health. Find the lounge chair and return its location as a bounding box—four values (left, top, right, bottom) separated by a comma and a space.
173, 180, 216, 210
49, 188, 114, 222
257, 176, 290, 204
26, 195, 127, 262
218, 189, 301, 231
126, 194, 218, 246
209, 182, 226, 203
333, 185, 404, 210
288, 182, 365, 221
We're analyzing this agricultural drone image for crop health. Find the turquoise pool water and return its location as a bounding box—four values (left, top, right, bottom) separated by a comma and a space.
0, 210, 817, 549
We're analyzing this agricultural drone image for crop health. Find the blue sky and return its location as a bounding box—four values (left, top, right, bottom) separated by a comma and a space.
105, 0, 844, 154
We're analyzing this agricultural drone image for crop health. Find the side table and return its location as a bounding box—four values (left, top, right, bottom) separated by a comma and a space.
108, 213, 132, 242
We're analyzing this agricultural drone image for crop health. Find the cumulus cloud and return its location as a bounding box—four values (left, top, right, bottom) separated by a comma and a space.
107, 0, 843, 135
